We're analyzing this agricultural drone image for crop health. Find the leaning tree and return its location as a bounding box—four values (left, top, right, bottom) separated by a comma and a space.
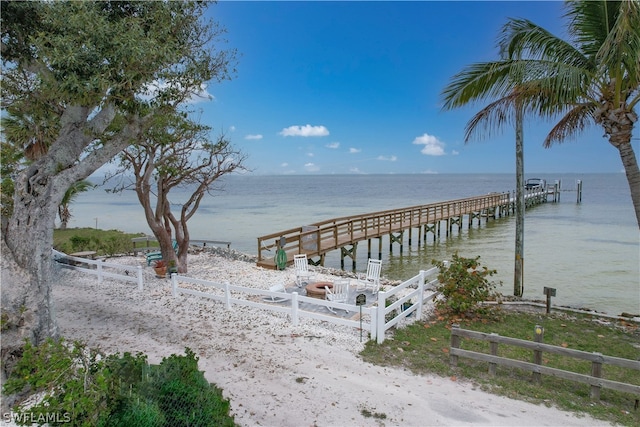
442, 0, 640, 228
107, 112, 247, 274
0, 1, 236, 370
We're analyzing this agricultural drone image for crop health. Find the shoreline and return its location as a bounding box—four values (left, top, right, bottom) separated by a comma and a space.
11, 249, 608, 426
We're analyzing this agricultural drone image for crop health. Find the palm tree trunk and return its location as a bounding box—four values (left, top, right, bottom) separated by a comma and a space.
514, 102, 524, 297
616, 142, 640, 228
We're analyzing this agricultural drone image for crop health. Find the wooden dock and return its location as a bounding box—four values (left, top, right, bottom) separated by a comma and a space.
256, 185, 556, 270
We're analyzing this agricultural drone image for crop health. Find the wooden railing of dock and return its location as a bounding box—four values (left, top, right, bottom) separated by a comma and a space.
257, 186, 555, 270
256, 192, 498, 269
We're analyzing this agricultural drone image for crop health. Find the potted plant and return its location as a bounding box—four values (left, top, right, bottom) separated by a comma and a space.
153, 260, 167, 278
168, 259, 178, 275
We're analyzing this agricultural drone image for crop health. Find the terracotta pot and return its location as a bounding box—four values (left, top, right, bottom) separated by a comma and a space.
154, 266, 167, 278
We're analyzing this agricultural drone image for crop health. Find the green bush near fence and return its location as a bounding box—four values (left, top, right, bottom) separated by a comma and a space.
3, 339, 236, 426
53, 228, 145, 256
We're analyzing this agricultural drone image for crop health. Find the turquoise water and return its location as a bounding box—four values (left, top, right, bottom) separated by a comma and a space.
72, 173, 639, 316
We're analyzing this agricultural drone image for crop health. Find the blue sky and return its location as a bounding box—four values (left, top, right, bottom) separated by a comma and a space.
190, 1, 638, 175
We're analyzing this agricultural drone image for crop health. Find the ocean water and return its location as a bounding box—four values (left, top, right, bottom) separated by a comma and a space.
71, 173, 639, 316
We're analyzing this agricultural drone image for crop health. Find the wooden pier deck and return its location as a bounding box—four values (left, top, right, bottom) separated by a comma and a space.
256, 186, 554, 270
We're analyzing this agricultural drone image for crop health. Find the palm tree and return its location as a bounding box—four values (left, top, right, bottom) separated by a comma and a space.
58, 180, 94, 230
442, 0, 640, 227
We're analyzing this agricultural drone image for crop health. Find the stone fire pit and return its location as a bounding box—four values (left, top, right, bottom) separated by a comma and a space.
305, 281, 333, 299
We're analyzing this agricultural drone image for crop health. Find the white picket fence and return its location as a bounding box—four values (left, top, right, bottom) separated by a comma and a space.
170, 266, 440, 343
52, 249, 144, 290
52, 249, 441, 343
374, 266, 440, 343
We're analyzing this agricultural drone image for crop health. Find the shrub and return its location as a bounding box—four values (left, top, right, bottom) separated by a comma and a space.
3, 342, 235, 427
432, 253, 501, 318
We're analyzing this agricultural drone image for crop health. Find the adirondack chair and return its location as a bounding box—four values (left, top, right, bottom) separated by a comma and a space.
293, 254, 315, 287
265, 283, 288, 302
146, 240, 178, 266
325, 279, 350, 313
356, 258, 382, 293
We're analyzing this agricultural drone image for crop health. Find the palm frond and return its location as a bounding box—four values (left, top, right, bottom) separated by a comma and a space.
499, 17, 590, 71
463, 95, 516, 142
544, 103, 597, 147
564, 0, 620, 58
442, 60, 524, 110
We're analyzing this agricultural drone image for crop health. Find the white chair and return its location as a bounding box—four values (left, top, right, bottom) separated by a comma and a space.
293, 254, 315, 287
265, 283, 287, 302
325, 279, 350, 313
356, 259, 382, 293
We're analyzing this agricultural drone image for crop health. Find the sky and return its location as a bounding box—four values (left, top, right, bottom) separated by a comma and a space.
182, 1, 639, 175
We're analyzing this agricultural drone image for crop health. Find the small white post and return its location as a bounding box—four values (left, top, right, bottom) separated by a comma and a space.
171, 273, 177, 297
417, 270, 425, 319
369, 306, 377, 341
376, 290, 386, 344
97, 259, 103, 284
137, 266, 143, 291
291, 292, 299, 326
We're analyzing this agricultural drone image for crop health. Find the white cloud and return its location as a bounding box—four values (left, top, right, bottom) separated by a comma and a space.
228, 126, 236, 132
377, 155, 397, 161
349, 148, 361, 154
245, 134, 263, 140
413, 133, 446, 156
279, 124, 329, 137
280, 162, 289, 167
326, 142, 340, 149
451, 150, 459, 155
304, 162, 320, 172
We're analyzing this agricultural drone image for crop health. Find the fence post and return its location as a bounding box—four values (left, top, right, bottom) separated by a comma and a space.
97, 259, 103, 284
224, 283, 231, 310
450, 324, 460, 367
590, 352, 603, 400
489, 333, 499, 375
376, 290, 387, 344
137, 265, 143, 291
533, 325, 544, 384
291, 292, 299, 326
369, 306, 377, 341
417, 270, 425, 320
171, 274, 177, 297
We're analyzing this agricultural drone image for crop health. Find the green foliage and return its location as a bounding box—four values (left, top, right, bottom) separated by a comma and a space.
147, 348, 234, 427
4, 342, 235, 427
53, 228, 144, 256
432, 253, 500, 317
3, 339, 109, 426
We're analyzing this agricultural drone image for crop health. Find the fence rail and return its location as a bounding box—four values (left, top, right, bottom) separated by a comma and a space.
375, 266, 440, 343
450, 325, 640, 399
52, 249, 439, 342
170, 267, 440, 342
53, 249, 144, 290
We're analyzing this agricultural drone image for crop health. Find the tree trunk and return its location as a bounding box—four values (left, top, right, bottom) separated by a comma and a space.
1, 166, 69, 380
617, 141, 640, 228
1, 106, 144, 379
513, 102, 524, 297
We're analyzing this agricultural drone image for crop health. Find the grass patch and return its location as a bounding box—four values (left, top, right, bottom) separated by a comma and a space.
361, 309, 640, 426
53, 227, 147, 256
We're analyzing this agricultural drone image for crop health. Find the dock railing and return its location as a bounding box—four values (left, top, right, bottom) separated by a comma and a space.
258, 192, 512, 266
